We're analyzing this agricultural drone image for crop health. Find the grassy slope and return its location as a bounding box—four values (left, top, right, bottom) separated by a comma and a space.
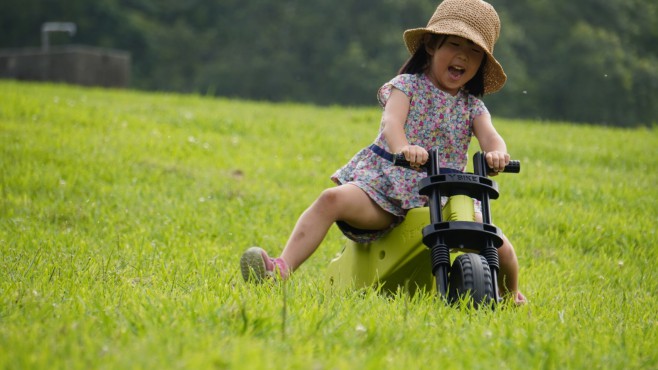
1, 80, 657, 369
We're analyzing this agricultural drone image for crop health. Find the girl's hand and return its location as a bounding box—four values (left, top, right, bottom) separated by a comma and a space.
485, 151, 510, 175
398, 145, 428, 168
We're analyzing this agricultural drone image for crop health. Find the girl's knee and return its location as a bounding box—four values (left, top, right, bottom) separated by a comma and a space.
497, 240, 511, 255
316, 188, 342, 208
315, 185, 388, 226
317, 185, 365, 208
497, 237, 517, 261
314, 187, 352, 216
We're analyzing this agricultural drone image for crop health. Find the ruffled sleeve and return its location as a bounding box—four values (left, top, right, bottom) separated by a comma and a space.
468, 95, 489, 125
377, 74, 417, 108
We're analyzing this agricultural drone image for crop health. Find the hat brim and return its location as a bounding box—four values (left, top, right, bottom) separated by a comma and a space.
403, 27, 507, 95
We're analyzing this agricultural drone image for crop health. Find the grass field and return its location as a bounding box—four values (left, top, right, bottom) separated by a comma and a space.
1, 80, 657, 369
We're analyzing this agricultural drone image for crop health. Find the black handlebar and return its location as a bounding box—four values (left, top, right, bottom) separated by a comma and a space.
393, 152, 521, 176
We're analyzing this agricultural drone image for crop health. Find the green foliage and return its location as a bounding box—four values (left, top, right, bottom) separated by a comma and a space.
488, 0, 658, 126
1, 0, 656, 126
1, 81, 657, 368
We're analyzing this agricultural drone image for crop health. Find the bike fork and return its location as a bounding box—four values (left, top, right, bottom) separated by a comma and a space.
430, 241, 450, 298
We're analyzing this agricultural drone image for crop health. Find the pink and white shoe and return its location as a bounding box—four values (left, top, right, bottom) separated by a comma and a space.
240, 247, 290, 283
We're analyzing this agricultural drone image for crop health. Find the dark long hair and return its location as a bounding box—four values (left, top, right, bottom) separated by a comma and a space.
398, 34, 486, 97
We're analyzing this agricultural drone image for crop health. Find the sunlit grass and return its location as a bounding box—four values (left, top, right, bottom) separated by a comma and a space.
1, 80, 657, 369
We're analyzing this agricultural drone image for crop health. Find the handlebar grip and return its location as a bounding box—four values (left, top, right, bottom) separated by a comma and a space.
490, 160, 521, 173
392, 153, 408, 166
504, 160, 521, 173
392, 153, 428, 170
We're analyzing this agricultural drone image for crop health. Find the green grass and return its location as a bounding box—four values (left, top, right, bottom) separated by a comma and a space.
1, 80, 657, 369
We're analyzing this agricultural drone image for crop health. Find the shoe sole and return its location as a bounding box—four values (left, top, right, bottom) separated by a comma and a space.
240, 247, 267, 282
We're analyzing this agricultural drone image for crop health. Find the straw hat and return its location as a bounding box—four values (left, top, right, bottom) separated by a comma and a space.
403, 0, 506, 94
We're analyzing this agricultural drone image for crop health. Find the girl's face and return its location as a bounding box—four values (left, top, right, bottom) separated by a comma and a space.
425, 35, 485, 96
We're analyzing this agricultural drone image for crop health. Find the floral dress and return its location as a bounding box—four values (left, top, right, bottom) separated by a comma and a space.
331, 73, 489, 242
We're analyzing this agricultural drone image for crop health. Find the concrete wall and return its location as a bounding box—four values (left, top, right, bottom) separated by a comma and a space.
0, 45, 130, 88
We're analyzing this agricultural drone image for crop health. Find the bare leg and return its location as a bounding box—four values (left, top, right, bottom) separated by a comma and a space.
497, 236, 518, 292
498, 237, 526, 304
280, 184, 395, 270
475, 212, 525, 304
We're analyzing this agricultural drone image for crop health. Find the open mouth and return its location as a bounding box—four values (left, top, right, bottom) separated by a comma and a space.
448, 66, 465, 79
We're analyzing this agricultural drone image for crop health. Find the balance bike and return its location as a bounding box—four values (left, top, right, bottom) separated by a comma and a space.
326, 149, 520, 307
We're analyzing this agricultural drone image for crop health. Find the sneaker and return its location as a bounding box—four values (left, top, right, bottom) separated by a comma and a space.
240, 246, 290, 283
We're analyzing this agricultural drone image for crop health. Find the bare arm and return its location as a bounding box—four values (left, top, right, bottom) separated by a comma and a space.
472, 113, 510, 172
381, 88, 428, 166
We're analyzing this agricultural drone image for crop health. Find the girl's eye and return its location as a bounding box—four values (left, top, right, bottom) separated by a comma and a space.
471, 48, 482, 53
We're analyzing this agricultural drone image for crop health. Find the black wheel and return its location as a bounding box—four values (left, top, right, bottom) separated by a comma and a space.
448, 253, 494, 308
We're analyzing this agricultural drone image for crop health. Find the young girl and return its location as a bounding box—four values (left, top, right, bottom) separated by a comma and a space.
240, 0, 526, 304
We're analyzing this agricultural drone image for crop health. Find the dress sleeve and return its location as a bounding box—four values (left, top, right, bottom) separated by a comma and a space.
469, 95, 490, 125
377, 74, 416, 109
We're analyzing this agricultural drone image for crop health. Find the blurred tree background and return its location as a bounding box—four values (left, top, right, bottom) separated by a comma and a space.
1, 0, 656, 126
